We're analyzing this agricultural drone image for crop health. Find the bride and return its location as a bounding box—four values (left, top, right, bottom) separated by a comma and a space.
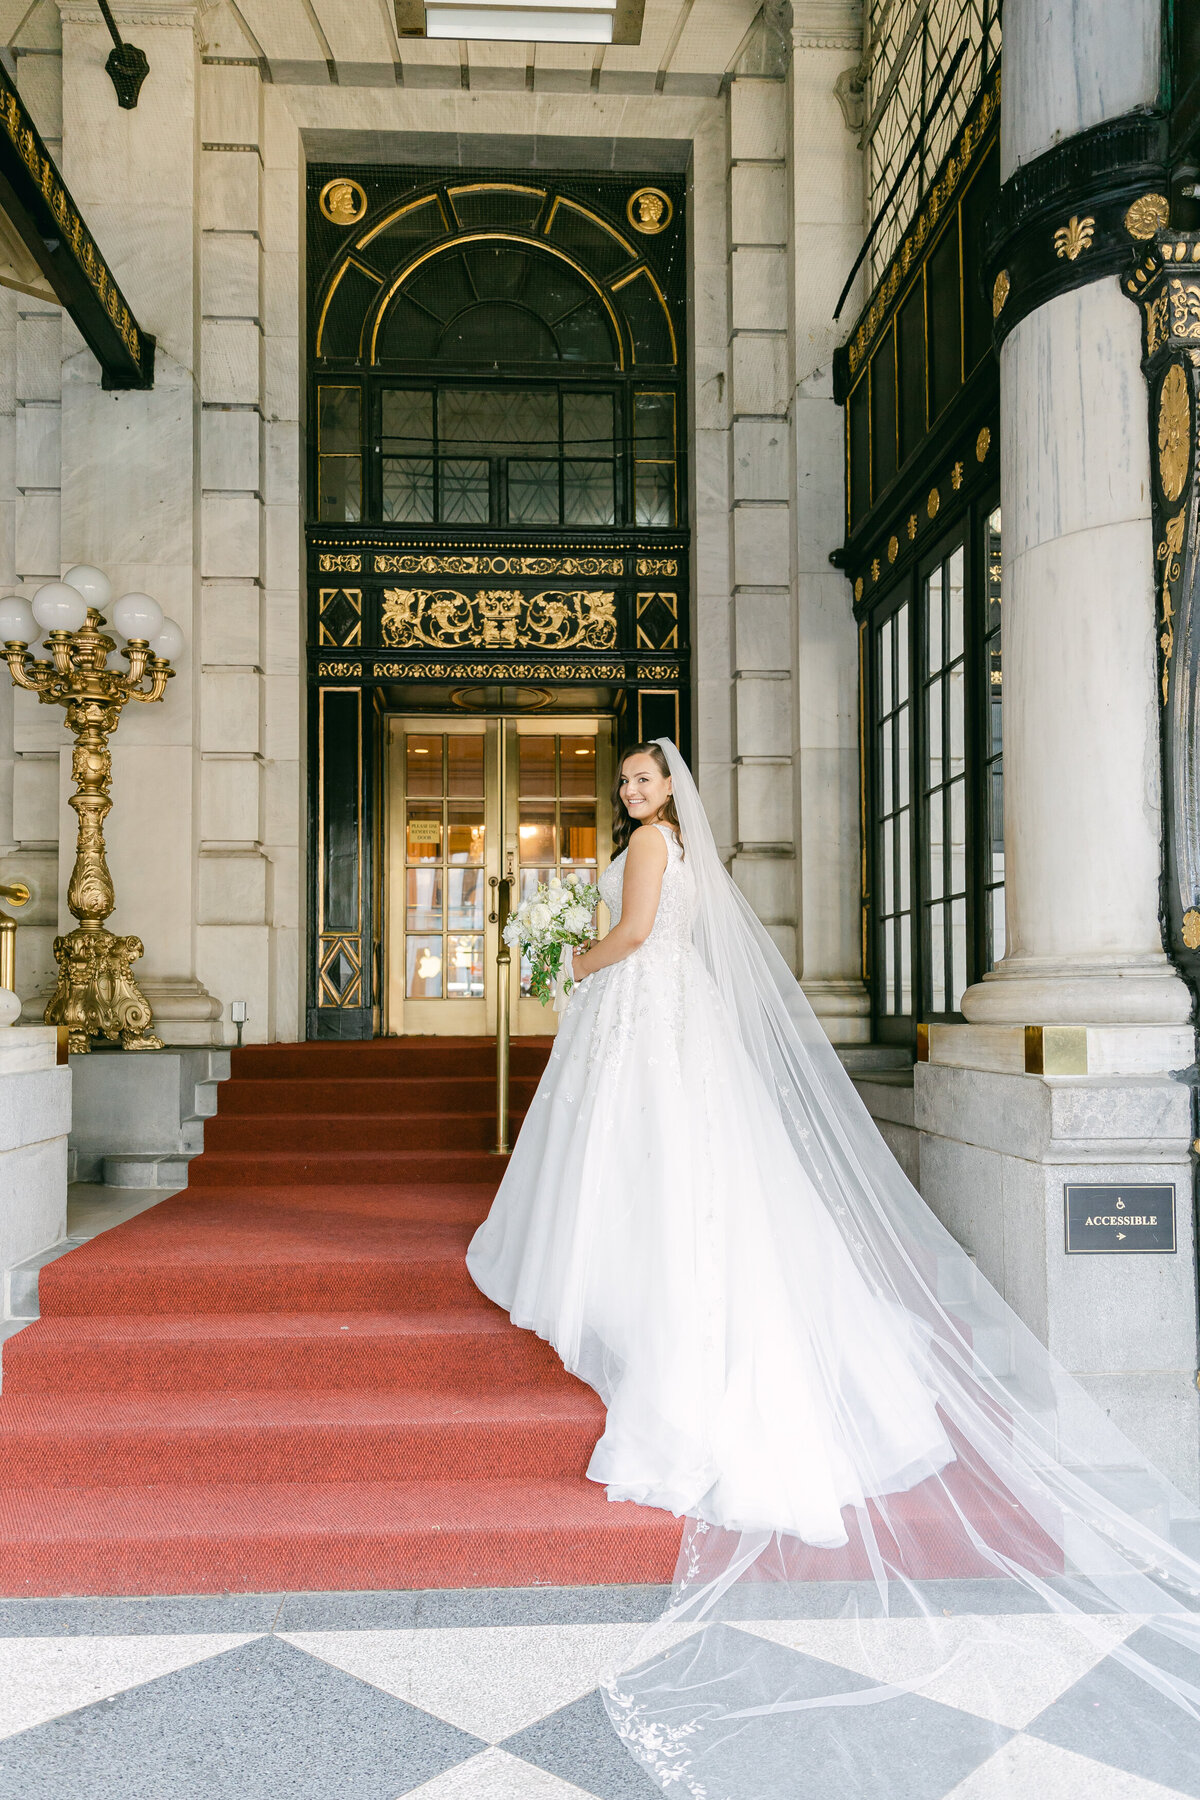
468, 739, 1200, 1797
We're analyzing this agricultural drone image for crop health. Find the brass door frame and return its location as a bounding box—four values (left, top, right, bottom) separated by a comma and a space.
385, 712, 614, 1037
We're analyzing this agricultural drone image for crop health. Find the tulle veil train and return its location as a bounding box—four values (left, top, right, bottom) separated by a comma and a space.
599, 739, 1200, 1799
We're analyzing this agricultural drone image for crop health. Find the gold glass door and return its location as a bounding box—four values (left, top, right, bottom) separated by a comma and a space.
386, 713, 613, 1036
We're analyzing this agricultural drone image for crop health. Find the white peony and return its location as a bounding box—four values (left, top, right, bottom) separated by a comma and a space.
562, 904, 590, 935
529, 901, 552, 931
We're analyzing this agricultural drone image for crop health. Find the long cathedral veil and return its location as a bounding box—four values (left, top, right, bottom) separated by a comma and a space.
601, 737, 1200, 1797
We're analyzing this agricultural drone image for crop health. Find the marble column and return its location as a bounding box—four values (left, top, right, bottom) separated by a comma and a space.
55, 0, 220, 1044
961, 0, 1189, 1028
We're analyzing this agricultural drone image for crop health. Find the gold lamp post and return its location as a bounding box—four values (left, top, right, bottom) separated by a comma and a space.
0, 567, 183, 1054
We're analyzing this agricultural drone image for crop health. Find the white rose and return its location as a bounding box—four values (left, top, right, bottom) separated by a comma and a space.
529, 901, 552, 932
562, 904, 590, 935
548, 875, 562, 890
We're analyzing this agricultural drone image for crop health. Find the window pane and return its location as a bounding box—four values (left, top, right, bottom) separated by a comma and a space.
406, 806, 441, 860
406, 735, 441, 797
882, 816, 894, 912
508, 459, 560, 525
928, 793, 945, 902
991, 885, 1006, 962
948, 546, 965, 659
440, 459, 489, 525
635, 462, 675, 527
406, 867, 442, 931
564, 392, 613, 454
441, 389, 557, 451
898, 808, 911, 912
519, 736, 556, 795
950, 779, 966, 894
635, 391, 675, 456
927, 572, 942, 671
447, 867, 485, 931
560, 737, 595, 797
900, 914, 912, 1013
930, 901, 945, 1012
560, 809, 597, 864
948, 663, 966, 770
895, 603, 910, 703
447, 805, 484, 864
319, 457, 360, 523
382, 389, 433, 449
519, 864, 554, 901
383, 457, 433, 523
406, 936, 442, 998
563, 461, 615, 527
446, 933, 484, 998
950, 896, 967, 1010
447, 735, 484, 797
884, 922, 896, 1014
318, 386, 360, 453
927, 675, 943, 786
880, 618, 893, 715
519, 806, 556, 863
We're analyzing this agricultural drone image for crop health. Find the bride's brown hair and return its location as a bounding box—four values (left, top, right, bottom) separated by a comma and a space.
611, 741, 684, 853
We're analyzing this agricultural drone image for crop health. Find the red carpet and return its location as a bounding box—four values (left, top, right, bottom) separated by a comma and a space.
0, 1039, 1058, 1595
0, 1040, 683, 1596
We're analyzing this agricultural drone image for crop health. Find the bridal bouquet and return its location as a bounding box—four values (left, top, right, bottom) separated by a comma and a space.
504, 872, 601, 1007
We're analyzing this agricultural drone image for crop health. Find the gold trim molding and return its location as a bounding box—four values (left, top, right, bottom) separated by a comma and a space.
381, 588, 618, 651
318, 660, 625, 681
375, 553, 624, 577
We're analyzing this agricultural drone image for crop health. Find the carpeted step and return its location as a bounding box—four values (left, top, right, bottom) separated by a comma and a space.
0, 1390, 606, 1485
214, 1076, 540, 1117
40, 1210, 488, 1316
0, 1476, 682, 1596
186, 1147, 505, 1187
2, 1309, 573, 1396
229, 1040, 552, 1081
158, 1182, 501, 1223
200, 1111, 516, 1154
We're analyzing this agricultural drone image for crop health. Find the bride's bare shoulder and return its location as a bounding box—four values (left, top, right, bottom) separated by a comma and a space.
627, 822, 670, 866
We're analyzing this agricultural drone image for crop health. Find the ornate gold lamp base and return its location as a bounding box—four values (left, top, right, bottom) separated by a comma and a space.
46, 925, 163, 1055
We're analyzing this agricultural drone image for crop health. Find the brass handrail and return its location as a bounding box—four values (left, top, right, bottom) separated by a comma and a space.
492, 869, 512, 1155
0, 880, 30, 993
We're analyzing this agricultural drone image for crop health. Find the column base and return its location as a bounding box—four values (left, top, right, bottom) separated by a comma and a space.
961, 953, 1193, 1027
137, 977, 224, 1047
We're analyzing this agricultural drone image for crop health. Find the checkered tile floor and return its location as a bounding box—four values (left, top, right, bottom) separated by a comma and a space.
0, 1584, 1196, 1799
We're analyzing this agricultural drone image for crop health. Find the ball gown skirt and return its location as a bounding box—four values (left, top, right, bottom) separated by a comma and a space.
466, 825, 955, 1547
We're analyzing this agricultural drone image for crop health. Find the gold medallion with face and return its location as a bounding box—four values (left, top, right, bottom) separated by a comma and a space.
627, 188, 673, 235
319, 178, 368, 227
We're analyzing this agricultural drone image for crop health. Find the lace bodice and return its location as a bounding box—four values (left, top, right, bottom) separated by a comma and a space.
598, 820, 696, 950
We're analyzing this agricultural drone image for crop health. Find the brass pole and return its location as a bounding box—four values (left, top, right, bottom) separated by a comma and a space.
0, 916, 15, 992
494, 887, 511, 1156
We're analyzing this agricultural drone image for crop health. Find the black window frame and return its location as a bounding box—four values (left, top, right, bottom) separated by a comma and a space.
864, 484, 1002, 1044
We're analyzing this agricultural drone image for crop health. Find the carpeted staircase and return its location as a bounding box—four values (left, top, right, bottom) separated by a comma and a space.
0, 1040, 684, 1596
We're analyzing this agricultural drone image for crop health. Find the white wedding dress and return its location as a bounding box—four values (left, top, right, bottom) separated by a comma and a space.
467, 820, 955, 1544
467, 747, 1200, 1798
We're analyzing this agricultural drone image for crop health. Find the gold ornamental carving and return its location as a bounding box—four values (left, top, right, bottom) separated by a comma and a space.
627, 188, 673, 234
1157, 364, 1191, 503
1054, 215, 1095, 262
854, 577, 863, 601
319, 178, 368, 226
927, 487, 940, 519
1125, 194, 1171, 240
381, 588, 617, 651
887, 535, 899, 564
950, 461, 964, 490
976, 426, 991, 462
5, 608, 175, 1052
318, 553, 361, 573
1156, 508, 1186, 707
1146, 290, 1170, 357
375, 553, 624, 577
636, 557, 678, 577
906, 514, 917, 541
1168, 278, 1200, 340
318, 660, 624, 682
991, 270, 1010, 318
1182, 909, 1200, 951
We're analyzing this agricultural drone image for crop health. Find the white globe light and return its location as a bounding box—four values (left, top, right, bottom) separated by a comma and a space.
111, 592, 163, 643
0, 988, 21, 1027
0, 596, 37, 643
105, 647, 127, 672
62, 564, 112, 610
148, 617, 184, 663
32, 582, 89, 634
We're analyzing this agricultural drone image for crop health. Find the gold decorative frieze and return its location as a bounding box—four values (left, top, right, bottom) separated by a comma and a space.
318, 660, 625, 681
1158, 364, 1191, 502
318, 588, 362, 649
847, 68, 1000, 376
635, 591, 678, 651
1146, 290, 1170, 356
1125, 194, 1171, 240
375, 553, 624, 577
318, 553, 362, 573
381, 588, 617, 651
636, 557, 678, 577
1053, 215, 1095, 262
637, 665, 677, 681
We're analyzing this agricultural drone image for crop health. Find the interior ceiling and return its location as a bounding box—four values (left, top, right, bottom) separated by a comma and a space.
0, 0, 776, 95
